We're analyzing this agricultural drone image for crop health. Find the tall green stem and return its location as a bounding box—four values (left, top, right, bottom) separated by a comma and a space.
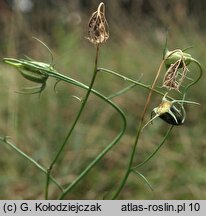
47, 70, 127, 199
45, 44, 100, 199
112, 60, 165, 199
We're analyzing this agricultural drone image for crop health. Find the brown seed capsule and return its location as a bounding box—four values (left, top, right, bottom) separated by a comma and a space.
87, 2, 109, 44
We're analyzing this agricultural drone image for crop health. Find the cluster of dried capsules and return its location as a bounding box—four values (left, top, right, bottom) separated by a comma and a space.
145, 48, 201, 128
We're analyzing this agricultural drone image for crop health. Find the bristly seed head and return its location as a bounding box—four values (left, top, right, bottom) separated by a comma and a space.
87, 2, 109, 44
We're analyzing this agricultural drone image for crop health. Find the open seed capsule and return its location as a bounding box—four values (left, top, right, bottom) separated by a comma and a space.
158, 103, 185, 125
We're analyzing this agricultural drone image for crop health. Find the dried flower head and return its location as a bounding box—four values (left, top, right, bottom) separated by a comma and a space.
163, 58, 189, 91
87, 2, 109, 44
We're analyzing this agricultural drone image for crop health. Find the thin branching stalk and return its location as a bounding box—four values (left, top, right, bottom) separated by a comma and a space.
46, 64, 127, 199
98, 67, 172, 99
45, 45, 100, 199
131, 170, 153, 191
58, 113, 126, 199
108, 83, 137, 99
0, 136, 63, 192
112, 60, 166, 199
49, 71, 127, 199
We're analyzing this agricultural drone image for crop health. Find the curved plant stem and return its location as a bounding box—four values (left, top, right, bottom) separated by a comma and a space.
131, 170, 153, 191
46, 73, 126, 199
45, 45, 100, 199
132, 125, 173, 169
182, 59, 203, 101
44, 70, 127, 199
108, 83, 137, 99
98, 67, 169, 98
112, 60, 165, 199
0, 136, 63, 192
130, 126, 174, 192
58, 113, 126, 199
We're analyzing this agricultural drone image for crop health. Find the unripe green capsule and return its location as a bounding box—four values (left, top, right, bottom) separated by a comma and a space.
3, 57, 51, 94
3, 58, 49, 84
164, 49, 192, 68
18, 65, 48, 84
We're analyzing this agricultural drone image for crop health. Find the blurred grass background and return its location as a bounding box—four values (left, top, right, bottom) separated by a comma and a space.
0, 0, 205, 199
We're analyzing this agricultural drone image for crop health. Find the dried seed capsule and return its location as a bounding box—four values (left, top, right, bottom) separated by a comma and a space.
151, 96, 186, 126
87, 2, 109, 44
142, 94, 191, 129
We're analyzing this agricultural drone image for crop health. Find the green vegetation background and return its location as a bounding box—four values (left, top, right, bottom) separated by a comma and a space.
0, 0, 205, 199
